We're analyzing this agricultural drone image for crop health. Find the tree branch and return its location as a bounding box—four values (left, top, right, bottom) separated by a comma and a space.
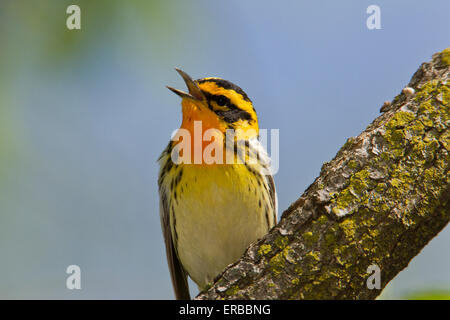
197, 48, 450, 300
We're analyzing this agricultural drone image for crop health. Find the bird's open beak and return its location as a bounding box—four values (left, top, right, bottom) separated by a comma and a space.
167, 68, 205, 101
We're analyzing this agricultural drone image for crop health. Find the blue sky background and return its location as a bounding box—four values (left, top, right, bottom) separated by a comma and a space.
0, 0, 448, 299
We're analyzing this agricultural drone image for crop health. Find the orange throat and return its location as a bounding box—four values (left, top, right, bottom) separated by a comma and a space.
172, 99, 258, 166
173, 100, 225, 166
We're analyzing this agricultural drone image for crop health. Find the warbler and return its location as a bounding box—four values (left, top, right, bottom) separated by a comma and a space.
158, 68, 277, 299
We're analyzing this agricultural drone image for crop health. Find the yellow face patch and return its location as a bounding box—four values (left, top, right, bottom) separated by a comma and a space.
175, 78, 260, 165
197, 79, 257, 124
178, 77, 259, 132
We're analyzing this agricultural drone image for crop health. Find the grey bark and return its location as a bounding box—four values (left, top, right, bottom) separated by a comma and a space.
196, 49, 450, 300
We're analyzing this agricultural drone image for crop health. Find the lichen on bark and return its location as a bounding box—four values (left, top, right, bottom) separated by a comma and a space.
196, 49, 450, 300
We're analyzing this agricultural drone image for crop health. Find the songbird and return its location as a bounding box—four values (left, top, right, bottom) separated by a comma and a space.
158, 69, 277, 299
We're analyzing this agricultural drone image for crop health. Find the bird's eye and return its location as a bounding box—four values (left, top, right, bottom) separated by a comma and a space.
216, 96, 227, 106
